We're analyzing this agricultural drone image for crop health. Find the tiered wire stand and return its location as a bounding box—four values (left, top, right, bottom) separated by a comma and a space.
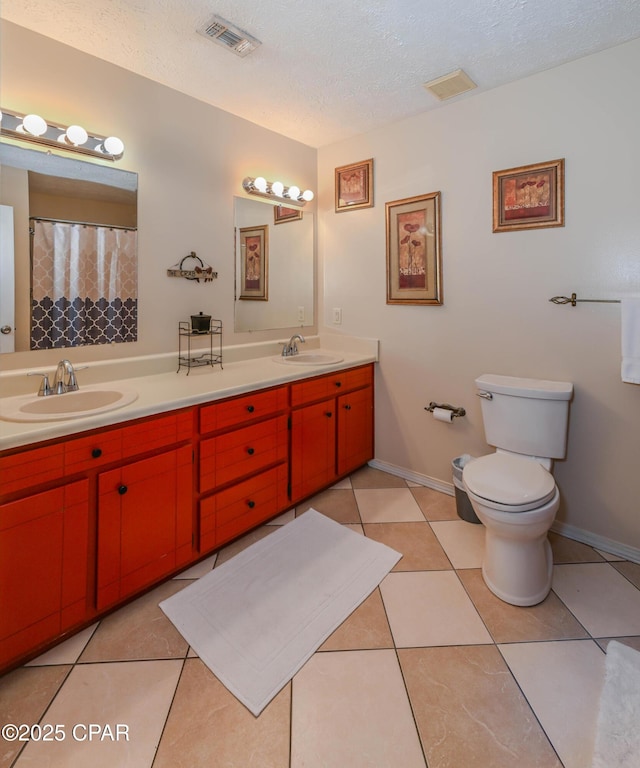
177, 319, 223, 374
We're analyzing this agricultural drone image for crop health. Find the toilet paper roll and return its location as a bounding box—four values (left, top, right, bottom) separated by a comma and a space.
432, 407, 454, 423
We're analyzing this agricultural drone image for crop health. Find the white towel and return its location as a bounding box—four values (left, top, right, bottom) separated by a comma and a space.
621, 298, 640, 384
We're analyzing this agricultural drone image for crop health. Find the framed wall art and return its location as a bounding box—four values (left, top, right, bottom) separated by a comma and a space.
493, 158, 564, 232
335, 158, 373, 212
386, 191, 442, 305
239, 225, 268, 300
274, 205, 302, 224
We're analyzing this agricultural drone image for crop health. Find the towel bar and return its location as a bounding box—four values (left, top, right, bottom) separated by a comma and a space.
549, 292, 620, 307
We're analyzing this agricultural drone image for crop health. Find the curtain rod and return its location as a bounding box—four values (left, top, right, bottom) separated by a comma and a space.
29, 216, 137, 232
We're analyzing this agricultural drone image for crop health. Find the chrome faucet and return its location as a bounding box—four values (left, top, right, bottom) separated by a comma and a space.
282, 334, 305, 357
53, 359, 80, 394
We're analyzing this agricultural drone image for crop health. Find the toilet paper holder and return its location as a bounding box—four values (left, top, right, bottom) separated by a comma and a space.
424, 401, 466, 418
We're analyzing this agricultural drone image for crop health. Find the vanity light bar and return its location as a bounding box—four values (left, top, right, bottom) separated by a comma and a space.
0, 108, 125, 161
242, 176, 314, 208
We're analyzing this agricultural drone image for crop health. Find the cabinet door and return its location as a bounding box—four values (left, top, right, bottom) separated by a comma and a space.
97, 445, 193, 609
0, 480, 90, 669
290, 400, 337, 502
337, 385, 374, 477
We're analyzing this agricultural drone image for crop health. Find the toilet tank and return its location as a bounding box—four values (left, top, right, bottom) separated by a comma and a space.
476, 374, 573, 459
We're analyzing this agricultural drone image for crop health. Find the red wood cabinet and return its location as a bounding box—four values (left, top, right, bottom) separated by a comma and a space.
0, 480, 90, 668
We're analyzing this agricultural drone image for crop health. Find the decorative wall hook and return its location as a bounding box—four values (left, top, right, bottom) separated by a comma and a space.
167, 252, 217, 282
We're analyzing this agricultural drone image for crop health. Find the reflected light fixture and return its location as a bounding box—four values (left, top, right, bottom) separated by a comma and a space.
242, 176, 314, 208
0, 107, 125, 161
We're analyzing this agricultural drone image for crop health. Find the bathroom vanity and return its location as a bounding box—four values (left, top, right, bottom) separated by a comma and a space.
0, 352, 375, 672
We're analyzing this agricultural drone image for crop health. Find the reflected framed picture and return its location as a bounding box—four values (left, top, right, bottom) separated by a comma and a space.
335, 158, 373, 212
239, 225, 268, 300
493, 158, 564, 232
274, 205, 302, 224
385, 191, 442, 305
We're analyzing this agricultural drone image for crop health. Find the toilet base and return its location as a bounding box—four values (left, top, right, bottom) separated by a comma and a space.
482, 533, 553, 607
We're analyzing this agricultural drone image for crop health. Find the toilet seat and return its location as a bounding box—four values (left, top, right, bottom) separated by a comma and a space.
463, 453, 556, 512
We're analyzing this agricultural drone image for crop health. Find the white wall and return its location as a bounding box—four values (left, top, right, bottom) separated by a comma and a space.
0, 21, 317, 370
318, 39, 640, 557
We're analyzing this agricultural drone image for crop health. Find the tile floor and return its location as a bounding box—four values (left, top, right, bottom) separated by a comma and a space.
2, 466, 640, 767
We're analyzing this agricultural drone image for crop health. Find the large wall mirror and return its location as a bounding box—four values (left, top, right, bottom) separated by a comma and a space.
0, 143, 138, 354
234, 196, 314, 332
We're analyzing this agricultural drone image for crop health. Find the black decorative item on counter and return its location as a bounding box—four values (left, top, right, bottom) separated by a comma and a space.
191, 312, 212, 333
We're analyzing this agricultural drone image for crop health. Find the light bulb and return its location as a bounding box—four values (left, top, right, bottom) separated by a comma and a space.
287, 185, 300, 200
102, 136, 124, 156
271, 181, 284, 197
254, 176, 267, 193
302, 189, 314, 202
22, 114, 48, 136
65, 125, 88, 146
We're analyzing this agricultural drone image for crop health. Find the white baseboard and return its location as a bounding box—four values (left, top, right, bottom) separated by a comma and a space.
368, 459, 640, 565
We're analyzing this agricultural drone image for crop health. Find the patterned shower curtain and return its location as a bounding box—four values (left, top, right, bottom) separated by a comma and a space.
30, 219, 138, 350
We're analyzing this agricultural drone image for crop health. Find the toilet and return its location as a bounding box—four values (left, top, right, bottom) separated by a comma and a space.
462, 374, 573, 606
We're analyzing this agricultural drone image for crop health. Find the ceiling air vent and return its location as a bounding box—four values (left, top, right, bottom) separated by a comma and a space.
197, 15, 261, 57
423, 69, 476, 100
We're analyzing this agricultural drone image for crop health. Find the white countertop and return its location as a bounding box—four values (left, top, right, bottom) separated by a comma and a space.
0, 335, 378, 451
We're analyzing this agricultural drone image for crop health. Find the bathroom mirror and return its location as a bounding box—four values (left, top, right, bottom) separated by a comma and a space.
0, 143, 138, 353
234, 196, 314, 332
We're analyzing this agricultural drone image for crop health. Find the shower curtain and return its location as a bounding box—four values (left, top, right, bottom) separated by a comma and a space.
30, 219, 138, 350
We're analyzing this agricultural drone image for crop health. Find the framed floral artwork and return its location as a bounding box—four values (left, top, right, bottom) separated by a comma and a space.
335, 158, 373, 212
493, 159, 564, 232
274, 205, 302, 224
386, 191, 442, 305
239, 225, 268, 300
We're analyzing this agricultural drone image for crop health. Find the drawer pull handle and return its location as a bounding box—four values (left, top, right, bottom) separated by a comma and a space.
247, 447, 255, 455
91, 448, 103, 458
325, 411, 333, 418
247, 500, 256, 509
335, 381, 342, 387
247, 405, 255, 413
117, 484, 128, 495
344, 404, 352, 410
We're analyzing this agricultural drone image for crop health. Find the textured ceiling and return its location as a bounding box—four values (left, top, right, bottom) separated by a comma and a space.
3, 0, 640, 148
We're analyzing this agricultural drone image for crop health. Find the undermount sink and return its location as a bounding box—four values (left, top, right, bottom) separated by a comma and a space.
272, 352, 344, 366
0, 386, 138, 422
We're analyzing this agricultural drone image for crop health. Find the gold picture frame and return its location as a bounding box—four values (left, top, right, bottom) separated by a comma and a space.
386, 191, 442, 305
335, 158, 374, 212
239, 225, 268, 300
493, 159, 565, 232
274, 205, 302, 224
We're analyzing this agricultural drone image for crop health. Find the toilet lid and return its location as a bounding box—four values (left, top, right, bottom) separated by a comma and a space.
463, 453, 556, 509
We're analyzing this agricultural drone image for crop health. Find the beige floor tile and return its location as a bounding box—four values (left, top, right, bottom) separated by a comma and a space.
79, 580, 189, 663
411, 486, 458, 520
355, 488, 425, 523
215, 524, 276, 565
499, 639, 605, 768
265, 508, 296, 525
154, 658, 291, 768
399, 645, 562, 768
549, 532, 605, 563
380, 571, 492, 647
173, 552, 217, 579
26, 624, 98, 666
0, 665, 71, 766
319, 589, 394, 651
552, 563, 640, 637
430, 519, 485, 568
330, 477, 352, 489
363, 521, 452, 571
595, 548, 625, 561
14, 659, 182, 768
611, 559, 640, 589
350, 466, 408, 488
291, 649, 425, 767
298, 488, 361, 524
459, 569, 589, 642
596, 636, 640, 652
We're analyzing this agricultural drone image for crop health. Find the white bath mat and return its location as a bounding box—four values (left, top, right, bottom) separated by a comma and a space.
592, 640, 640, 767
160, 508, 401, 715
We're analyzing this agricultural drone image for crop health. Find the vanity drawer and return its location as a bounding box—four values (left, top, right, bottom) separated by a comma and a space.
121, 410, 192, 459
199, 414, 288, 492
200, 386, 288, 434
0, 443, 65, 498
65, 429, 123, 474
291, 364, 373, 407
199, 464, 288, 552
